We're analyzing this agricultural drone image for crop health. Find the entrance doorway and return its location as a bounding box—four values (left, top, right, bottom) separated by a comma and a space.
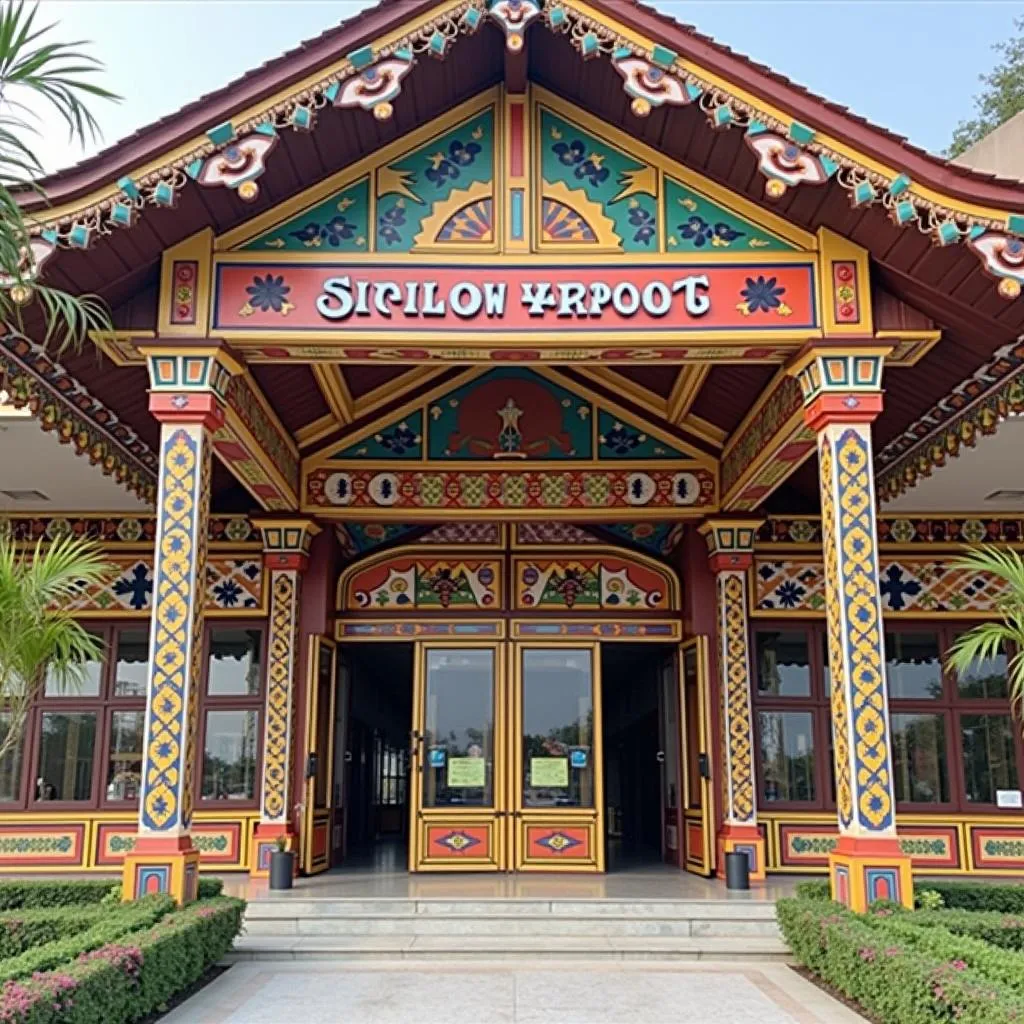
602, 644, 672, 870
336, 643, 413, 871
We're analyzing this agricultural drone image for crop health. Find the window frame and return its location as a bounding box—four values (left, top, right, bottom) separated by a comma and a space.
750, 618, 1024, 815
196, 621, 267, 811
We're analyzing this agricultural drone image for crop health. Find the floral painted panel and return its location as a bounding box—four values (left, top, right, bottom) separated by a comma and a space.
58, 557, 263, 614
376, 109, 495, 252
664, 177, 793, 252
755, 558, 1013, 614
335, 410, 424, 459
597, 410, 686, 459
515, 556, 672, 611
243, 178, 370, 252
345, 558, 501, 610
540, 109, 658, 252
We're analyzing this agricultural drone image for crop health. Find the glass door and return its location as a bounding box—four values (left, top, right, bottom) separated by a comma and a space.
302, 637, 337, 875
409, 643, 507, 871
513, 644, 603, 871
680, 637, 714, 876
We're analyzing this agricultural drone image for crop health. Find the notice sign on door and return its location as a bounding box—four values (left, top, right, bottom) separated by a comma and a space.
531, 757, 569, 788
447, 757, 486, 788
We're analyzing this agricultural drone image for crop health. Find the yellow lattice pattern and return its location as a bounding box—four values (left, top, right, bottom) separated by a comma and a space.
836, 428, 893, 831
819, 436, 854, 829
262, 570, 298, 820
721, 571, 755, 823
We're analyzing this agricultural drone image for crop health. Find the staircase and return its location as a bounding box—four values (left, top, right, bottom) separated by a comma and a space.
231, 897, 788, 962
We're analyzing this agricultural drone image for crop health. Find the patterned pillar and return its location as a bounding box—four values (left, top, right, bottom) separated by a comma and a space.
122, 344, 242, 904
789, 344, 912, 912
250, 518, 321, 878
698, 519, 766, 882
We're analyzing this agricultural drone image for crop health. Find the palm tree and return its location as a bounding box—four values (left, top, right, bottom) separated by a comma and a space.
946, 546, 1024, 720
0, 0, 118, 350
0, 532, 114, 760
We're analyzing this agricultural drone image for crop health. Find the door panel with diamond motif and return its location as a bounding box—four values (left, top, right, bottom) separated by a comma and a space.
512, 643, 604, 872
409, 643, 508, 871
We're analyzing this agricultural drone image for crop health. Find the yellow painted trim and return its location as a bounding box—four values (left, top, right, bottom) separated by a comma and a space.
312, 364, 354, 425
89, 330, 155, 367
817, 227, 874, 337
295, 413, 339, 449
574, 367, 668, 419
337, 618, 507, 641
680, 635, 714, 875
877, 329, 943, 368
668, 365, 711, 425
352, 366, 445, 419
682, 413, 728, 448
509, 618, 681, 640
157, 229, 214, 337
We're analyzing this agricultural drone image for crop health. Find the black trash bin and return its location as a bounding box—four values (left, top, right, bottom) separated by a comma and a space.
725, 850, 750, 890
269, 848, 295, 890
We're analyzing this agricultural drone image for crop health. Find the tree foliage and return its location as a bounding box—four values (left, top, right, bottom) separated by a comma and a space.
0, 533, 113, 761
946, 545, 1024, 725
0, 1, 117, 351
949, 17, 1024, 157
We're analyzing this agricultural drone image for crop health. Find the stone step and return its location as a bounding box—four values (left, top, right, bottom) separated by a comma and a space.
227, 933, 790, 963
243, 912, 780, 938
244, 898, 778, 920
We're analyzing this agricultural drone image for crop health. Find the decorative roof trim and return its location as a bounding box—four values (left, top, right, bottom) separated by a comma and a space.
876, 338, 1024, 503
17, 0, 1024, 302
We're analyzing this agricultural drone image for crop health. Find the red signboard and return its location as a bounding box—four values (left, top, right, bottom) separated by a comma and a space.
213, 261, 817, 334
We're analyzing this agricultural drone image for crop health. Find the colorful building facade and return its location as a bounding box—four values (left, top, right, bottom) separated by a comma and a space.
4, 0, 1024, 912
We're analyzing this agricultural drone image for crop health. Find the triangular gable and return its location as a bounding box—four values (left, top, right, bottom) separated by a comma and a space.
313, 366, 712, 468
217, 86, 814, 256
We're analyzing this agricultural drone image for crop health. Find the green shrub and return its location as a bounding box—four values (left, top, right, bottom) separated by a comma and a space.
898, 908, 1024, 952
777, 897, 1024, 1023
915, 889, 945, 911
0, 896, 244, 1024
921, 881, 1024, 914
793, 880, 830, 900
100, 877, 223, 905
0, 896, 174, 982
0, 907, 109, 960
0, 882, 114, 911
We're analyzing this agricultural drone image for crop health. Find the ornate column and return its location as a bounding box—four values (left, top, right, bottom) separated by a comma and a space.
698, 519, 766, 882
122, 344, 242, 903
250, 518, 321, 878
789, 344, 912, 912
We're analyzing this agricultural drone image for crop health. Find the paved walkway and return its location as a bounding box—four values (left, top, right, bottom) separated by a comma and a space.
164, 959, 865, 1023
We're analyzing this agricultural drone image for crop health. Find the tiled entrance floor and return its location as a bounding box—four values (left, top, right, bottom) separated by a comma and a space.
164, 959, 865, 1023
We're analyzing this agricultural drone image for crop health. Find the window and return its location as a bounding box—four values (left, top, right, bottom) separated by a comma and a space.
206, 629, 262, 696
756, 631, 811, 696
752, 626, 830, 807
752, 621, 1024, 815
201, 709, 258, 801
0, 620, 265, 813
36, 712, 96, 801
759, 711, 815, 802
891, 712, 949, 804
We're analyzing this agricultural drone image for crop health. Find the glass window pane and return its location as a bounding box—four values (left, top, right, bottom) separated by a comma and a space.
961, 714, 1019, 804
0, 713, 23, 802
201, 710, 258, 801
44, 632, 103, 697
954, 638, 1010, 699
36, 712, 96, 801
891, 712, 949, 803
423, 649, 494, 808
206, 629, 262, 696
522, 648, 594, 809
755, 631, 811, 696
113, 629, 149, 698
106, 711, 144, 802
758, 711, 816, 802
885, 632, 943, 700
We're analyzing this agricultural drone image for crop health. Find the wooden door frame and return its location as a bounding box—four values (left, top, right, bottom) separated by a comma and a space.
680, 635, 715, 876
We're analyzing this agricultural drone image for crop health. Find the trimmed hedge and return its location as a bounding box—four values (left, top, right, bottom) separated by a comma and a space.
778, 897, 1024, 1023
0, 908, 109, 961
0, 896, 244, 1024
0, 883, 114, 912
921, 882, 1024, 914
0, 897, 174, 983
897, 908, 1024, 952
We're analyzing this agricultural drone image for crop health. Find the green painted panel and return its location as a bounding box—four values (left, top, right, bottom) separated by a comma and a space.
597, 410, 687, 459
428, 368, 592, 460
540, 109, 658, 252
334, 410, 423, 459
376, 108, 495, 253
664, 177, 795, 252
343, 522, 419, 554
600, 522, 683, 557
243, 178, 370, 252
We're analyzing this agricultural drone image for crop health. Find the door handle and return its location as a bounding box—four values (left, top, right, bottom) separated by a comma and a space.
655, 751, 666, 763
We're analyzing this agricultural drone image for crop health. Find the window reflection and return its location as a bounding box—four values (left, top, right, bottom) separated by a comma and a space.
113, 629, 149, 698
759, 711, 815, 802
206, 629, 262, 697
106, 710, 144, 801
954, 639, 1009, 699
201, 709, 258, 800
44, 633, 103, 697
36, 712, 96, 801
885, 633, 943, 699
961, 714, 1018, 803
422, 650, 494, 808
891, 712, 948, 803
522, 649, 594, 809
756, 631, 811, 696
0, 714, 22, 802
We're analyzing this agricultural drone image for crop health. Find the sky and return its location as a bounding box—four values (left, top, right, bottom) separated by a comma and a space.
27, 1, 1024, 175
